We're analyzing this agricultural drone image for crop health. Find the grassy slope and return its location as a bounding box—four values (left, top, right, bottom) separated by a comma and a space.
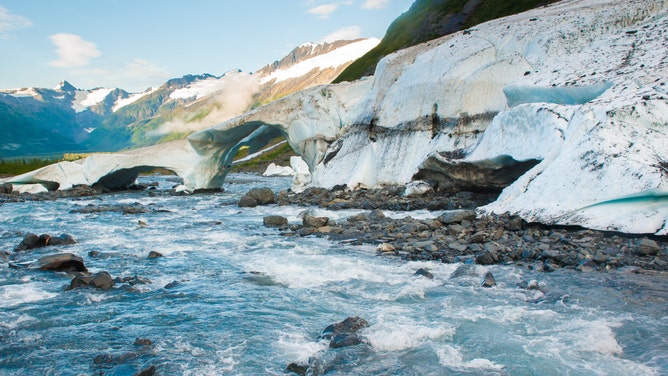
334, 0, 557, 83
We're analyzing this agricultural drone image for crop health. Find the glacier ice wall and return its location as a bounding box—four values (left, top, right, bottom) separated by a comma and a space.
4, 0, 668, 235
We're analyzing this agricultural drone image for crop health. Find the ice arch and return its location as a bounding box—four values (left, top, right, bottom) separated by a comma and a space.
3, 80, 372, 192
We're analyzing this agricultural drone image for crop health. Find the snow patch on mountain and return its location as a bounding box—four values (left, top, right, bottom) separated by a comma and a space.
1, 87, 39, 98
260, 38, 380, 84
71, 87, 114, 112
112, 87, 159, 112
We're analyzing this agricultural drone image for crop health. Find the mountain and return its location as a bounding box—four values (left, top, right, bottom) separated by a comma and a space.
0, 38, 379, 158
334, 0, 557, 83
0, 81, 130, 157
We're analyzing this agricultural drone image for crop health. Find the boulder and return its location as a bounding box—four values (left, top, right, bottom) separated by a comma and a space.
14, 233, 40, 251
29, 253, 87, 272
329, 333, 364, 349
134, 365, 156, 376
439, 210, 476, 224
375, 243, 396, 253
68, 271, 114, 290
237, 195, 258, 207
147, 250, 163, 259
14, 232, 77, 251
263, 215, 288, 227
414, 268, 434, 279
636, 238, 660, 256
303, 214, 329, 228
286, 363, 308, 376
320, 316, 369, 341
0, 182, 13, 194
246, 187, 275, 205
481, 271, 496, 287
476, 250, 498, 265
49, 233, 78, 246
403, 180, 434, 197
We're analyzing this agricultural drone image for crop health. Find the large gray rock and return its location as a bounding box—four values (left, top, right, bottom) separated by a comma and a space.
14, 232, 77, 251
636, 238, 660, 256
320, 316, 370, 349
68, 271, 114, 290
303, 214, 329, 228
439, 210, 476, 224
481, 271, 496, 287
29, 253, 87, 272
237, 195, 258, 207
246, 187, 276, 205
264, 215, 288, 227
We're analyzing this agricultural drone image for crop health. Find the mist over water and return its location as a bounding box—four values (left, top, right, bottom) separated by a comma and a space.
0, 174, 666, 375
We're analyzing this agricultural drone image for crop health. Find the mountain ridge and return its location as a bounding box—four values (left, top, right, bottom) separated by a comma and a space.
0, 39, 377, 157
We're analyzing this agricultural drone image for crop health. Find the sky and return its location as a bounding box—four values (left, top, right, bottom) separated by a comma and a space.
0, 0, 414, 92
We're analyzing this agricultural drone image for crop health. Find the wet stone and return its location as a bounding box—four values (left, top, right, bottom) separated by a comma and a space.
264, 215, 288, 228
414, 268, 434, 279
68, 271, 114, 290
637, 238, 660, 256
481, 271, 496, 287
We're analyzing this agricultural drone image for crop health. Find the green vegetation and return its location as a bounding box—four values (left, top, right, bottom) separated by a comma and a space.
233, 141, 296, 173
0, 157, 61, 176
334, 0, 556, 83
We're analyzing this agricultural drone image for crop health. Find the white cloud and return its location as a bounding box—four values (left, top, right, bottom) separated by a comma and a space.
149, 72, 261, 136
320, 26, 362, 43
308, 3, 339, 18
49, 33, 101, 68
0, 5, 32, 38
362, 0, 390, 9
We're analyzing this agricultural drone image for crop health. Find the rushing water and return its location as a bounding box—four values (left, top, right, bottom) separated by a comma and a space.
0, 174, 666, 375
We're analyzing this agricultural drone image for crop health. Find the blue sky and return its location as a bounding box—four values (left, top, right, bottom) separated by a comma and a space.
0, 0, 413, 92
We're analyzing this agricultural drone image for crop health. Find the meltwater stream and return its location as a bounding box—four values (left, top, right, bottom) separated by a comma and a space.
0, 174, 666, 375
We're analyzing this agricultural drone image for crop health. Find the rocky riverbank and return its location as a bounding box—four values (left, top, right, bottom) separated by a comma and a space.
269, 186, 668, 273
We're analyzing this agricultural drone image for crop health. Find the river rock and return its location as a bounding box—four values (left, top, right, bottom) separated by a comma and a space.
403, 180, 434, 196
376, 243, 396, 253
320, 316, 369, 343
147, 250, 163, 259
476, 250, 498, 265
246, 187, 275, 205
329, 333, 365, 348
0, 182, 13, 194
636, 238, 660, 256
414, 268, 434, 279
263, 215, 288, 227
13, 232, 74, 251
481, 271, 496, 287
237, 195, 258, 207
303, 214, 329, 228
134, 365, 156, 376
68, 271, 114, 290
29, 253, 87, 272
286, 362, 308, 376
439, 210, 476, 224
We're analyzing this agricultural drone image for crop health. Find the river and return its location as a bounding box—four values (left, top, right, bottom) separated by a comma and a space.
0, 174, 666, 375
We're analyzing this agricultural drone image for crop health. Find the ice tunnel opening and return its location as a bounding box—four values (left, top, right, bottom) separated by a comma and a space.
415, 153, 541, 193
504, 82, 613, 107
95, 166, 176, 191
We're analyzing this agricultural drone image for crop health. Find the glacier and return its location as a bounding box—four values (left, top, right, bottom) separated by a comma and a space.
4, 0, 668, 235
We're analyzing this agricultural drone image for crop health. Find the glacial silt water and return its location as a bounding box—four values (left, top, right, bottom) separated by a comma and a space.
0, 174, 666, 375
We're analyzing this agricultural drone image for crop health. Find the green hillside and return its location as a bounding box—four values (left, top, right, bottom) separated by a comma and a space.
334, 0, 557, 83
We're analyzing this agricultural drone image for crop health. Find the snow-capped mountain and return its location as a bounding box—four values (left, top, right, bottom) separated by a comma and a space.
0, 38, 378, 157
0, 81, 132, 156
